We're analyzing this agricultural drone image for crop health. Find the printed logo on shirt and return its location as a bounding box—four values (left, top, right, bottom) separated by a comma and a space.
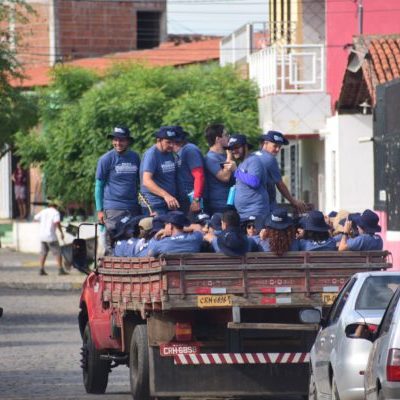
171, 235, 185, 241
254, 151, 262, 156
115, 163, 138, 174
161, 160, 176, 174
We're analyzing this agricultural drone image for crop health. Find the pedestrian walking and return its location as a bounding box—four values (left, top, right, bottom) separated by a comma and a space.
95, 126, 141, 255
12, 162, 28, 219
33, 200, 67, 275
140, 126, 180, 215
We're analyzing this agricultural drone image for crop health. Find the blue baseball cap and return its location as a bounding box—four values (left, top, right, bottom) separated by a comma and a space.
260, 130, 289, 145
107, 126, 133, 142
165, 211, 191, 228
155, 126, 186, 139
225, 134, 254, 150
266, 208, 293, 230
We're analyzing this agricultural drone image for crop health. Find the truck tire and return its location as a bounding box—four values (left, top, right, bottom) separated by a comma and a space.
81, 323, 110, 394
130, 324, 151, 400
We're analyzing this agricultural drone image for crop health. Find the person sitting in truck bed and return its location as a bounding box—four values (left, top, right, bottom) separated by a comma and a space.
134, 215, 167, 257
338, 209, 383, 251
299, 210, 337, 251
204, 208, 258, 256
147, 211, 203, 257
256, 208, 299, 255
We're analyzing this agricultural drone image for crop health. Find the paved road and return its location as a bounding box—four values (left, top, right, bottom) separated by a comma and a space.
0, 288, 131, 400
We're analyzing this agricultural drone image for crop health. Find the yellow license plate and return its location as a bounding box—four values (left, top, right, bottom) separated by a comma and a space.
322, 293, 337, 305
197, 294, 232, 308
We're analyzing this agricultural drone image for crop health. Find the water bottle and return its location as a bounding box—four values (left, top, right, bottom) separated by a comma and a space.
227, 186, 236, 205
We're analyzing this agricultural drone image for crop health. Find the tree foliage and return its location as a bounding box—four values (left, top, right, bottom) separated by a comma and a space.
16, 62, 260, 205
0, 0, 38, 155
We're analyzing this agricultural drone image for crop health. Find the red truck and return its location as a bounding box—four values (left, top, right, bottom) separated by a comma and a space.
74, 248, 391, 398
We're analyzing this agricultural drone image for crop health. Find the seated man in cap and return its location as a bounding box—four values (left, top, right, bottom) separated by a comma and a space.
339, 209, 383, 251
204, 208, 258, 256
148, 211, 204, 257
226, 134, 269, 229
299, 210, 337, 251
255, 130, 306, 213
172, 127, 205, 216
133, 215, 166, 257
95, 126, 141, 255
140, 126, 181, 216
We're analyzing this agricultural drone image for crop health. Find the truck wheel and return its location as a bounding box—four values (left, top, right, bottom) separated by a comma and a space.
81, 323, 110, 394
130, 324, 151, 400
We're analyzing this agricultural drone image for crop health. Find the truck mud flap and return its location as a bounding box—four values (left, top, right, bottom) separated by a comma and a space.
148, 347, 309, 397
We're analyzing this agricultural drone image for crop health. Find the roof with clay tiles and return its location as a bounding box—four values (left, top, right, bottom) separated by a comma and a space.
337, 34, 400, 112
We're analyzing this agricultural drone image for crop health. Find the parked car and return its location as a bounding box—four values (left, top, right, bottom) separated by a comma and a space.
309, 272, 400, 400
362, 285, 400, 400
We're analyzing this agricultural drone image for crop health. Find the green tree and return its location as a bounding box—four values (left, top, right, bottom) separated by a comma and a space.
0, 0, 38, 158
16, 62, 260, 206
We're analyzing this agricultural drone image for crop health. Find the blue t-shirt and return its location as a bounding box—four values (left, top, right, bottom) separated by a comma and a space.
113, 238, 139, 257
176, 143, 204, 197
234, 154, 269, 219
299, 238, 338, 251
204, 151, 233, 212
148, 231, 204, 257
253, 236, 300, 252
140, 145, 177, 208
134, 238, 156, 257
211, 236, 259, 253
254, 150, 282, 207
96, 149, 140, 210
347, 234, 383, 251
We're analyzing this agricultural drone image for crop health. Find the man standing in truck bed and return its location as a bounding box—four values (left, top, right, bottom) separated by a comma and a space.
95, 126, 141, 255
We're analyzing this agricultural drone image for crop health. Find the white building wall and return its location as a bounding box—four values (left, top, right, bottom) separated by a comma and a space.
324, 114, 373, 213
0, 152, 12, 219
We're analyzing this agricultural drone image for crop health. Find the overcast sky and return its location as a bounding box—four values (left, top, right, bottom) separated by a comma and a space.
167, 0, 269, 37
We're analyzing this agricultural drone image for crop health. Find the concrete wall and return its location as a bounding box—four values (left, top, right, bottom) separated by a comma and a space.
324, 114, 373, 213
326, 0, 400, 109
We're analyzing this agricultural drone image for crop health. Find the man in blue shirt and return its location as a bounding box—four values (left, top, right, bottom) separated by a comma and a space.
95, 126, 141, 254
254, 130, 306, 213
203, 124, 236, 215
227, 134, 269, 229
172, 128, 205, 215
140, 126, 180, 215
148, 211, 203, 256
339, 209, 383, 251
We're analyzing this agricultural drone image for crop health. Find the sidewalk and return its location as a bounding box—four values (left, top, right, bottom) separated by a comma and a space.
0, 248, 86, 291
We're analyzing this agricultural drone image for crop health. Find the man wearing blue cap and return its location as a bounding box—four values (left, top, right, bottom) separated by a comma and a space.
226, 134, 269, 229
255, 130, 306, 213
140, 126, 180, 215
148, 211, 203, 256
95, 126, 141, 254
172, 127, 205, 215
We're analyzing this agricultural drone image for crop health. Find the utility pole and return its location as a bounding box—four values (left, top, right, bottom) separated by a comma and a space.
357, 0, 364, 34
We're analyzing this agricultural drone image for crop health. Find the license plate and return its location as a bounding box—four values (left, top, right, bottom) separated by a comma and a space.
160, 343, 200, 357
322, 293, 337, 305
197, 294, 232, 308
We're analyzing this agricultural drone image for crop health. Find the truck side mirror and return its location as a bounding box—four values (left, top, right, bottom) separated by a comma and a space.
299, 309, 321, 324
72, 238, 90, 275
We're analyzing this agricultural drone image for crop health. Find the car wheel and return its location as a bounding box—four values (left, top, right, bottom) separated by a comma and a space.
308, 368, 318, 400
130, 324, 152, 400
81, 323, 110, 394
331, 375, 340, 400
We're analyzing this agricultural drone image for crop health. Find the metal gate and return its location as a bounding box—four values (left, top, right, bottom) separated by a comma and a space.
374, 78, 400, 230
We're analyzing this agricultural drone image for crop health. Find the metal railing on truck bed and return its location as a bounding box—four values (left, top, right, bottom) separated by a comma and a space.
99, 251, 391, 312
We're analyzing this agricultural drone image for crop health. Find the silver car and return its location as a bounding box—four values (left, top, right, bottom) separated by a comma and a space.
309, 272, 400, 400
364, 286, 400, 400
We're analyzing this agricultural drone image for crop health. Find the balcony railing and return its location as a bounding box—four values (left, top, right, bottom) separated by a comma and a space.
220, 22, 269, 66
248, 44, 325, 95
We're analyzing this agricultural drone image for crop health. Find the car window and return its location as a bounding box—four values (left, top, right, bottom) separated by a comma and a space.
327, 277, 357, 326
377, 287, 400, 337
355, 275, 400, 310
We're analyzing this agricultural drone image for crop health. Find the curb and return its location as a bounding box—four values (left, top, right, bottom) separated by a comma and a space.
0, 281, 84, 291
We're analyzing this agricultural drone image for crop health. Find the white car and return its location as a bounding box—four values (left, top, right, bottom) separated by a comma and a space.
363, 285, 400, 400
309, 271, 400, 400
